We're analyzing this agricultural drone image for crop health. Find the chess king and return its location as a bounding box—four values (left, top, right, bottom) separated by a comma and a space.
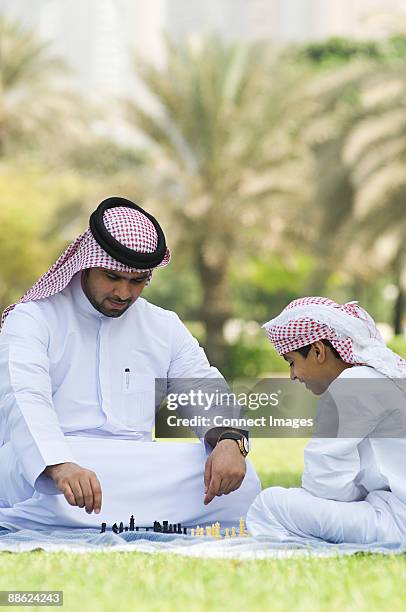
0, 197, 260, 531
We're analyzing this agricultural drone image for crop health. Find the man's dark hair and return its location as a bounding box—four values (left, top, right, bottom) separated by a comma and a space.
295, 339, 341, 359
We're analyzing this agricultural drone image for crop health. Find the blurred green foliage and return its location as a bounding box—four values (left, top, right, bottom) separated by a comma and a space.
1, 14, 406, 378
230, 254, 314, 323
68, 138, 146, 177
299, 34, 406, 67
0, 161, 88, 310
143, 258, 203, 321
388, 335, 406, 359
223, 333, 287, 380
299, 37, 382, 65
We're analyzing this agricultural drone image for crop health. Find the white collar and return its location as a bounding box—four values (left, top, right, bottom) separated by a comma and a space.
68, 272, 105, 320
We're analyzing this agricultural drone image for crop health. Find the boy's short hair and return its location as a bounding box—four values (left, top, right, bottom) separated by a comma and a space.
295, 339, 342, 360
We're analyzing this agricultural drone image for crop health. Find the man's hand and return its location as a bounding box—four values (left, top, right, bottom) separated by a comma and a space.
43, 462, 102, 514
204, 439, 246, 505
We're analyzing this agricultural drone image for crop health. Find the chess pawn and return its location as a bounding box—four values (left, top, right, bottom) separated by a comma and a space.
215, 522, 221, 538
225, 528, 230, 538
191, 528, 195, 537
231, 527, 236, 537
206, 526, 212, 537
239, 517, 246, 537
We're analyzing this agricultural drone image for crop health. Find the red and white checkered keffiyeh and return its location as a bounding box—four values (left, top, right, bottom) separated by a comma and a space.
1, 206, 171, 327
263, 296, 406, 378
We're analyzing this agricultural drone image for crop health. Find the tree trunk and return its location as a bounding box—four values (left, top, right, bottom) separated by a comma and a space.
196, 249, 232, 370
306, 263, 331, 295
306, 137, 355, 296
392, 251, 405, 336
393, 285, 404, 335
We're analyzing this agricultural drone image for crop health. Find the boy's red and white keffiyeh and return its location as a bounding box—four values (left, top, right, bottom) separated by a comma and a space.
263, 296, 406, 378
1, 206, 171, 327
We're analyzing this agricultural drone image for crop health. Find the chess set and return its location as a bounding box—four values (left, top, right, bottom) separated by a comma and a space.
100, 515, 249, 538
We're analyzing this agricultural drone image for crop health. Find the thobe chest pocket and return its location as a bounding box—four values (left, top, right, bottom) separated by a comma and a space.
120, 368, 156, 431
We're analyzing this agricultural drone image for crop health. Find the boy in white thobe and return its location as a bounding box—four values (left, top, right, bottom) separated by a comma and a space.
247, 297, 406, 543
0, 197, 260, 531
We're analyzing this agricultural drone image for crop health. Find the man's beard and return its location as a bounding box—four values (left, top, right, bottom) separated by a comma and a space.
90, 294, 131, 318
81, 271, 130, 318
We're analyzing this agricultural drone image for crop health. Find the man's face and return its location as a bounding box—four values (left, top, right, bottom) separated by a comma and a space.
283, 346, 331, 395
81, 267, 150, 318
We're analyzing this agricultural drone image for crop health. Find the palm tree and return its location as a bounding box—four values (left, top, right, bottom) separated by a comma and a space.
124, 36, 308, 367
299, 57, 406, 331
0, 14, 88, 158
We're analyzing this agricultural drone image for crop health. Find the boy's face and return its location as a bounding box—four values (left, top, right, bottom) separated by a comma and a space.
283, 344, 335, 395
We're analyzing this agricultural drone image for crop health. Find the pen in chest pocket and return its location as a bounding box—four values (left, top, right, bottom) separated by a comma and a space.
125, 368, 130, 390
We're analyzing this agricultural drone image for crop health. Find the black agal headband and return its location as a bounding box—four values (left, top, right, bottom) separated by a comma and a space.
89, 197, 167, 269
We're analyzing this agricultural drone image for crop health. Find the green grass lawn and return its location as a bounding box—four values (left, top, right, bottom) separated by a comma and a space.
0, 439, 405, 612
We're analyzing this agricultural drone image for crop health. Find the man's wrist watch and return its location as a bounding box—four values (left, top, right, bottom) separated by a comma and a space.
217, 431, 249, 457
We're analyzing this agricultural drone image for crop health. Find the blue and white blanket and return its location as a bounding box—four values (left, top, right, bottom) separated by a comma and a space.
0, 528, 405, 559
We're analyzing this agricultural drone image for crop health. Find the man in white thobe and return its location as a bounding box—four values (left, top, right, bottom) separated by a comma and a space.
247, 296, 406, 544
0, 197, 260, 531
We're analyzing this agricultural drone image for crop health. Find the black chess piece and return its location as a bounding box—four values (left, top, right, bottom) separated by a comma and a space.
124, 527, 128, 532
119, 522, 124, 533
183, 527, 187, 535
112, 523, 118, 534
163, 521, 168, 533
129, 515, 135, 531
177, 523, 182, 534
153, 521, 162, 533
135, 526, 139, 531
100, 522, 107, 533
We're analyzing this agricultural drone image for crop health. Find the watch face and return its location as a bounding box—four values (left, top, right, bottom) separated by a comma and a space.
219, 432, 249, 454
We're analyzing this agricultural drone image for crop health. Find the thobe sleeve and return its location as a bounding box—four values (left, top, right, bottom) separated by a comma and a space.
301, 386, 384, 502
0, 305, 77, 496
167, 313, 245, 443
302, 438, 366, 502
